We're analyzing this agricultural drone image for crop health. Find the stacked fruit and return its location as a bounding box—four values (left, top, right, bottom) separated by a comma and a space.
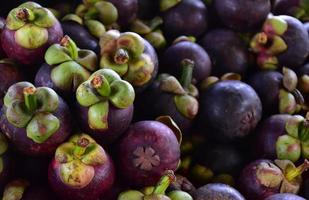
0, 0, 309, 200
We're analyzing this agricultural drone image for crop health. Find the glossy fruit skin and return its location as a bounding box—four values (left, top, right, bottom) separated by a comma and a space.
238, 159, 280, 200
48, 154, 115, 200
247, 71, 283, 115
161, 41, 212, 83
1, 20, 63, 66
193, 183, 245, 200
108, 0, 138, 27
253, 114, 291, 159
162, 0, 208, 40
198, 80, 262, 142
273, 0, 302, 18
117, 121, 180, 187
265, 193, 306, 200
278, 15, 309, 69
0, 62, 23, 107
76, 103, 133, 146
199, 29, 249, 76
0, 97, 72, 156
214, 0, 271, 32
61, 21, 100, 54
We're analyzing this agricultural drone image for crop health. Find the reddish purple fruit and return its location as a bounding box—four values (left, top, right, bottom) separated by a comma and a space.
1, 2, 63, 65
108, 0, 138, 27
0, 82, 72, 156
48, 134, 115, 200
117, 118, 181, 187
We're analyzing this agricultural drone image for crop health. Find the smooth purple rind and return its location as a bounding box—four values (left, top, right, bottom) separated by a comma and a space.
0, 151, 13, 193
107, 0, 138, 27
265, 193, 306, 200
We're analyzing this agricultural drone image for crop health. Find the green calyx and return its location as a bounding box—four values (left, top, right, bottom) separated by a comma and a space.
250, 15, 288, 70
2, 179, 29, 200
100, 30, 155, 87
76, 69, 135, 130
84, 19, 106, 38
292, 0, 309, 21
276, 115, 309, 162
6, 2, 58, 49
45, 35, 98, 91
167, 191, 193, 200
0, 133, 8, 156
4, 82, 60, 144
160, 0, 182, 12
55, 134, 107, 188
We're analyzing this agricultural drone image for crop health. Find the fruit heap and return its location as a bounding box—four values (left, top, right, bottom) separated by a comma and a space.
1, 0, 309, 200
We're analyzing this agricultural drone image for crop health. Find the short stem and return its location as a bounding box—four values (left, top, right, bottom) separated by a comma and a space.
256, 32, 268, 44
114, 48, 129, 65
180, 59, 194, 91
60, 35, 79, 60
23, 87, 37, 113
91, 75, 110, 97
285, 159, 309, 182
73, 137, 90, 157
152, 170, 176, 195
16, 8, 35, 22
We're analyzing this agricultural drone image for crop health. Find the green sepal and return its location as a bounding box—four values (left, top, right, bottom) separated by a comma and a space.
174, 95, 199, 119
55, 143, 75, 163
130, 19, 152, 35
159, 75, 186, 95
62, 14, 83, 25
76, 81, 101, 107
285, 115, 304, 138
276, 135, 301, 162
91, 74, 111, 97
35, 87, 59, 113
109, 80, 135, 108
283, 67, 298, 92
88, 101, 109, 130
263, 16, 288, 35
118, 190, 144, 200
266, 35, 288, 55
45, 44, 73, 65
51, 61, 91, 91
15, 24, 48, 49
2, 180, 29, 200
26, 113, 60, 144
90, 68, 122, 83
94, 1, 118, 25
100, 53, 129, 76
4, 82, 34, 108
145, 31, 167, 49
279, 89, 297, 114
76, 49, 98, 71
302, 141, 309, 158
160, 0, 182, 12
32, 7, 57, 28
0, 157, 3, 174
84, 19, 106, 38
18, 2, 41, 10
299, 121, 309, 142
6, 8, 26, 30
0, 134, 8, 155
99, 30, 121, 54
81, 143, 107, 165
117, 32, 145, 59
6, 100, 32, 128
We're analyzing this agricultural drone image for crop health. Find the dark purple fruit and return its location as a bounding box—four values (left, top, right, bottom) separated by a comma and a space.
2, 180, 56, 200
302, 175, 309, 199
117, 119, 181, 187
99, 30, 158, 91
0, 59, 23, 106
197, 80, 262, 142
108, 0, 138, 27
0, 133, 13, 193
0, 82, 72, 156
48, 134, 115, 200
273, 0, 309, 22
161, 0, 208, 40
265, 193, 306, 200
199, 29, 249, 76
161, 39, 212, 83
253, 114, 291, 159
35, 35, 98, 99
251, 15, 309, 69
1, 2, 63, 66
138, 0, 159, 20
0, 17, 6, 58
193, 183, 245, 200
214, 0, 271, 32
75, 69, 135, 145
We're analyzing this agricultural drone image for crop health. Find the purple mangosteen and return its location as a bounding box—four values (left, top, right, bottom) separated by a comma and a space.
0, 133, 13, 193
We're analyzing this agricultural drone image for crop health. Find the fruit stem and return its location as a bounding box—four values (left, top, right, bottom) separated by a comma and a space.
16, 8, 35, 22
60, 35, 79, 60
23, 87, 37, 113
114, 48, 130, 65
73, 137, 90, 157
91, 75, 110, 97
152, 170, 176, 195
180, 59, 194, 91
285, 159, 309, 182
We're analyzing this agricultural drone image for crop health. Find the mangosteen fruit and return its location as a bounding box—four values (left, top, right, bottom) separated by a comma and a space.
75, 68, 135, 145
99, 30, 158, 91
117, 117, 181, 187
48, 134, 115, 200
0, 82, 72, 156
0, 133, 13, 192
161, 0, 208, 40
107, 0, 138, 27
265, 193, 306, 200
273, 0, 309, 22
214, 0, 271, 32
1, 1, 63, 65
193, 183, 245, 200
161, 38, 212, 83
297, 63, 309, 93
138, 0, 160, 20
199, 28, 249, 76
0, 17, 6, 58
35, 35, 98, 98
168, 174, 196, 195
251, 15, 309, 69
197, 80, 262, 142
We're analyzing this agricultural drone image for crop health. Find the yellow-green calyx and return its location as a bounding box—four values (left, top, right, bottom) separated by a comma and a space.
45, 35, 98, 91
160, 0, 182, 12
76, 69, 135, 130
118, 170, 176, 200
6, 2, 58, 49
276, 114, 309, 162
100, 30, 155, 87
2, 180, 29, 200
4, 82, 60, 144
55, 134, 107, 188
0, 133, 8, 174
158, 59, 199, 120
250, 16, 288, 70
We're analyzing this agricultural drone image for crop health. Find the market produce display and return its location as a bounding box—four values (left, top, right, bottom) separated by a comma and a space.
1, 0, 309, 200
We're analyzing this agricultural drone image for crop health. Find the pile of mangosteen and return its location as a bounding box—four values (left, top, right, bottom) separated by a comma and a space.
0, 0, 309, 199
